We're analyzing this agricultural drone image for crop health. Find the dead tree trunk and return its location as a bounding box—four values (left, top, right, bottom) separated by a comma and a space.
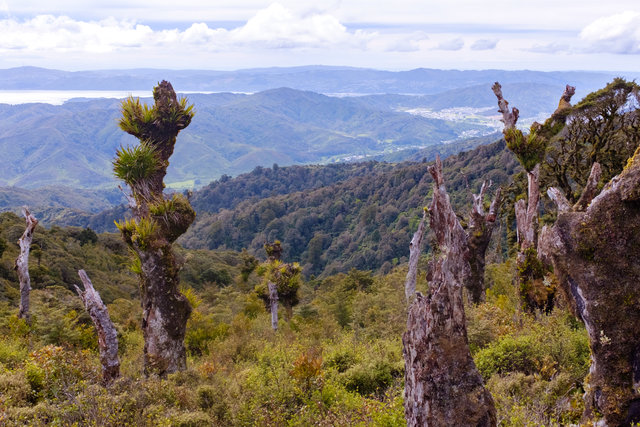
75, 270, 120, 384
268, 281, 278, 331
403, 156, 496, 427
15, 207, 38, 323
404, 179, 501, 305
467, 182, 502, 303
405, 207, 427, 302
539, 158, 640, 425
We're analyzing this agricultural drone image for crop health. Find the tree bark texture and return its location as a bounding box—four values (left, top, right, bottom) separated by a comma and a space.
268, 281, 278, 331
403, 156, 496, 427
539, 158, 640, 426
405, 207, 427, 302
467, 181, 502, 303
137, 247, 192, 375
75, 270, 120, 384
15, 207, 37, 322
404, 175, 501, 305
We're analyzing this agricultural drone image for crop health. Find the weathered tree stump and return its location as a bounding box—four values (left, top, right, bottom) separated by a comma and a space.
403, 156, 496, 426
15, 207, 38, 323
75, 270, 120, 384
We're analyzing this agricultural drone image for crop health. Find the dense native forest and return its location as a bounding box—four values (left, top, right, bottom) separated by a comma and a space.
0, 78, 639, 426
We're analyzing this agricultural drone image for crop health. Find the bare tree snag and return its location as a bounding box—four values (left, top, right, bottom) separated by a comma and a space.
75, 270, 120, 384
492, 82, 575, 311
405, 207, 428, 302
403, 156, 496, 426
467, 182, 502, 303
15, 207, 38, 323
492, 82, 519, 129
268, 281, 278, 331
539, 157, 640, 426
115, 81, 195, 376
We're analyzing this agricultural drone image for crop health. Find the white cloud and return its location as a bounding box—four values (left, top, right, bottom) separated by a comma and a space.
0, 3, 376, 54
0, 15, 154, 52
435, 38, 464, 51
470, 39, 497, 51
580, 11, 640, 54
229, 3, 368, 48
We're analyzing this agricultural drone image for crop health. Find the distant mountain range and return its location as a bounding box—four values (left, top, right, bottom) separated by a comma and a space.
1, 66, 636, 96
1, 66, 634, 194
0, 87, 497, 190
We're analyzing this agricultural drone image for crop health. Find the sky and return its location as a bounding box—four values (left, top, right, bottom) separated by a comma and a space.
0, 1, 639, 72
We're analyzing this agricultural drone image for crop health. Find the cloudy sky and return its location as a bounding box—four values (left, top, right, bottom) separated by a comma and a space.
0, 0, 639, 71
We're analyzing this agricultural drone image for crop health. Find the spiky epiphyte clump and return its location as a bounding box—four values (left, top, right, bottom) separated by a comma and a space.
255, 242, 301, 319
118, 80, 194, 199
113, 81, 196, 377
504, 127, 547, 172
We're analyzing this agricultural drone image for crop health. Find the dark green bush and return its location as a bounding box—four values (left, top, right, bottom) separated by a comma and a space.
474, 334, 540, 379
341, 360, 399, 396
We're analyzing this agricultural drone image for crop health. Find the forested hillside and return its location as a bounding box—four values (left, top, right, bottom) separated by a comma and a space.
181, 140, 519, 277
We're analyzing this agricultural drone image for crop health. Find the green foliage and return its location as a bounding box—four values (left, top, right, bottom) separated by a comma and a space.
504, 127, 546, 172
112, 142, 161, 186
341, 360, 400, 397
255, 244, 302, 319
150, 194, 197, 243
76, 227, 98, 246
116, 217, 157, 250
475, 334, 541, 379
541, 78, 640, 202
0, 336, 28, 369
118, 96, 155, 137
0, 237, 7, 258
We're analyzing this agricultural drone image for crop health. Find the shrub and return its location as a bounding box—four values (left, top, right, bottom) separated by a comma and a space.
474, 334, 540, 379
0, 338, 28, 368
171, 411, 212, 427
341, 360, 399, 397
